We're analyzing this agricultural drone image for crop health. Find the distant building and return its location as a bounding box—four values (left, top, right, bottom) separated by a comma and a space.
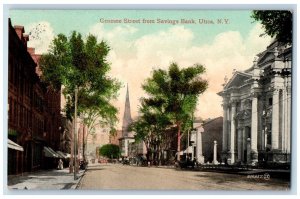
109, 130, 122, 146
84, 124, 110, 161
178, 118, 205, 163
119, 85, 135, 157
218, 41, 291, 165
202, 117, 223, 163
8, 19, 62, 174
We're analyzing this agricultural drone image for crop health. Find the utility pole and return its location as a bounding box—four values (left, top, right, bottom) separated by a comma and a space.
74, 86, 78, 180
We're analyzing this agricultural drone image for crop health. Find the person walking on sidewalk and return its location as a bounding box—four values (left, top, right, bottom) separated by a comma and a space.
58, 159, 64, 170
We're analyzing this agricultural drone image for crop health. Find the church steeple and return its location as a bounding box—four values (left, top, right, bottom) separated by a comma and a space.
122, 84, 132, 137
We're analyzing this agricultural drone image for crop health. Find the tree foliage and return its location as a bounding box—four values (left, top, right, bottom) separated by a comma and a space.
129, 98, 172, 164
40, 31, 120, 119
251, 10, 292, 44
133, 62, 208, 162
39, 31, 121, 160
99, 144, 120, 159
40, 31, 120, 124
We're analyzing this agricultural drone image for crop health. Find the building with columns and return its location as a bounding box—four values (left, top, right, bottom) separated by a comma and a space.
218, 41, 291, 165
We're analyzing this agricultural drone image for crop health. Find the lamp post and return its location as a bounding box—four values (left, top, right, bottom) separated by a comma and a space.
73, 86, 78, 180
190, 128, 197, 160
187, 129, 190, 160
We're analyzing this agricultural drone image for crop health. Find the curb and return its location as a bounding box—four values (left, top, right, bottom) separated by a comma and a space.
74, 168, 87, 189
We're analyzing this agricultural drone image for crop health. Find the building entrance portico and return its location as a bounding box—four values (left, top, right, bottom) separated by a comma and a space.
218, 41, 291, 166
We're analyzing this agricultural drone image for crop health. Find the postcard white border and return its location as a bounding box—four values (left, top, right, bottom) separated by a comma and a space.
1, 2, 298, 198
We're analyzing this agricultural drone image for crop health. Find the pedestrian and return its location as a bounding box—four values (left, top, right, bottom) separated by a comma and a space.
58, 159, 64, 170
193, 158, 197, 168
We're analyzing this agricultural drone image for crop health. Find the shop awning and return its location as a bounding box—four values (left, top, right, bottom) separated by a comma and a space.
43, 146, 60, 158
56, 151, 68, 159
65, 153, 71, 158
8, 139, 24, 151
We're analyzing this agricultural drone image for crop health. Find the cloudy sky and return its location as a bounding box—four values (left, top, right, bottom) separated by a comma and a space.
10, 10, 271, 128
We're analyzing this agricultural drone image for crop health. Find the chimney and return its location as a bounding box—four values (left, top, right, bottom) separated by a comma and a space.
23, 34, 29, 48
13, 25, 24, 40
27, 47, 35, 56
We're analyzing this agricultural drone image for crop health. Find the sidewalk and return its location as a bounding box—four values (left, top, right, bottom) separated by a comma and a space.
7, 168, 85, 190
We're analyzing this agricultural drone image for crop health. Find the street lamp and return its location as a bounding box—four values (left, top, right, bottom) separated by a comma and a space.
190, 128, 197, 160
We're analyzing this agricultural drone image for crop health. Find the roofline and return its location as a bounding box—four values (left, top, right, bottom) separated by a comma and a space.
203, 116, 223, 126
223, 71, 251, 90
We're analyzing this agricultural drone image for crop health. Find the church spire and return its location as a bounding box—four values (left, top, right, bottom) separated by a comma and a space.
122, 84, 132, 137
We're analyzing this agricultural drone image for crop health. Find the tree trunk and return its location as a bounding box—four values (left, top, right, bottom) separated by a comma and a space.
158, 145, 162, 166
177, 123, 181, 161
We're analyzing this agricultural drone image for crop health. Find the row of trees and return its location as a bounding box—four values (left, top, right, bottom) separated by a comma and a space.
130, 63, 208, 164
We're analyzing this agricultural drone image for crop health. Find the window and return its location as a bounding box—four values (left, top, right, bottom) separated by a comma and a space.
9, 56, 13, 83
8, 98, 12, 121
267, 123, 272, 145
268, 98, 273, 106
14, 102, 18, 126
20, 106, 23, 127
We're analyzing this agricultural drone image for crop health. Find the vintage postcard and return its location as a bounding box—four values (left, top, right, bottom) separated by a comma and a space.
6, 7, 293, 192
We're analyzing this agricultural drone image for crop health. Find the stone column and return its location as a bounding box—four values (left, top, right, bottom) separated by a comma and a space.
226, 107, 230, 150
280, 89, 285, 151
196, 127, 204, 164
222, 104, 228, 152
213, 140, 219, 165
286, 87, 291, 153
251, 95, 258, 165
237, 128, 242, 162
229, 102, 236, 164
272, 89, 280, 150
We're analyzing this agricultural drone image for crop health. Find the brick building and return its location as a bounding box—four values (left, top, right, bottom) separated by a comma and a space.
8, 19, 62, 175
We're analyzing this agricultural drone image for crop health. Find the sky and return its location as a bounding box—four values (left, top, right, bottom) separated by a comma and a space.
9, 10, 272, 129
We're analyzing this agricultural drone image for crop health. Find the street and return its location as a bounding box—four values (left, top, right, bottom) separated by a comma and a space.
78, 163, 290, 190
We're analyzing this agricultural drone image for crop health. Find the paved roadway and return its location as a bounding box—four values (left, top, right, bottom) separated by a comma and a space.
78, 163, 290, 190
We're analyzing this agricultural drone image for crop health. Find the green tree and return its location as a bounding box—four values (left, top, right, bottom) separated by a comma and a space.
251, 10, 292, 44
39, 32, 121, 161
99, 144, 121, 159
129, 98, 171, 164
142, 62, 208, 161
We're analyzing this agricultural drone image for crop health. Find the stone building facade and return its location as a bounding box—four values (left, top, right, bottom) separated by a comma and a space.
218, 41, 291, 165
202, 117, 223, 164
